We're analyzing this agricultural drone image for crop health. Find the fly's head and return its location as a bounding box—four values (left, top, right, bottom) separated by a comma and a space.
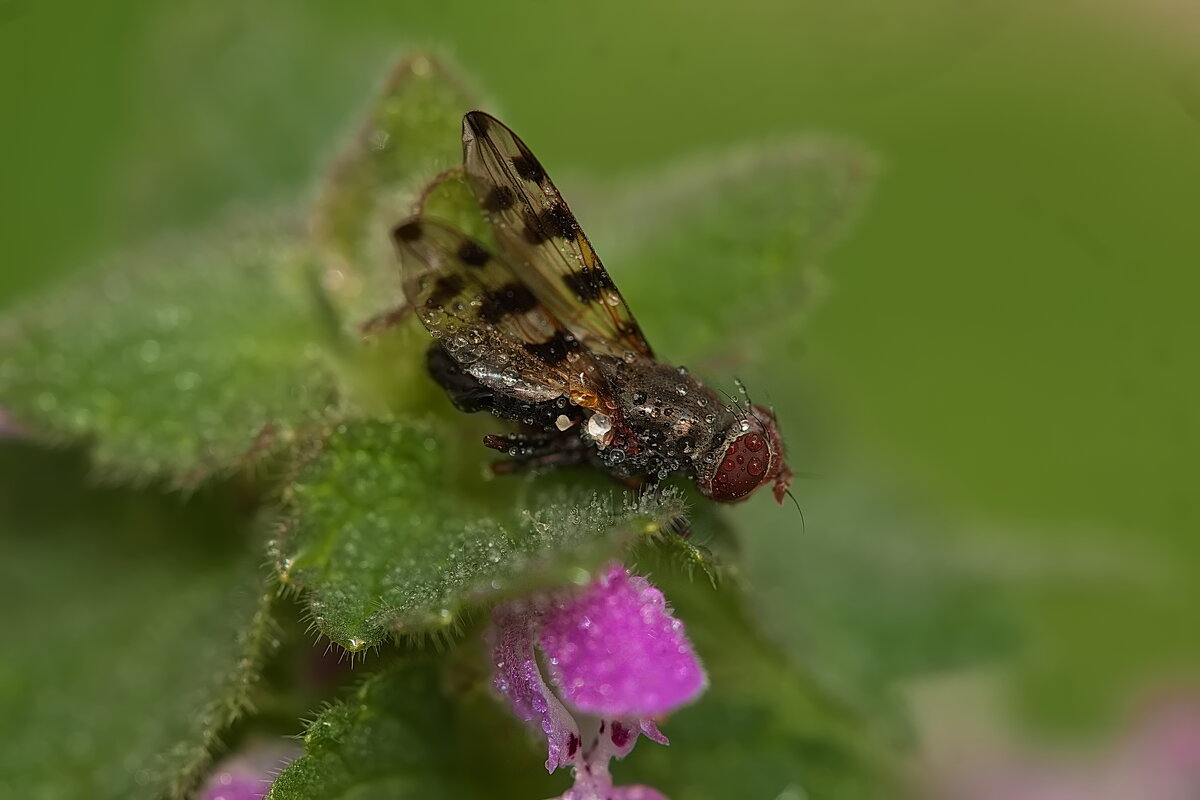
698, 404, 793, 504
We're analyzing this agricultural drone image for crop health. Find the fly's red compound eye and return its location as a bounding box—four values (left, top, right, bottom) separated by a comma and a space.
708, 431, 773, 502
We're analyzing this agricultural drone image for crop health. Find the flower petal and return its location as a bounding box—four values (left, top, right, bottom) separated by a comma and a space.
555, 722, 671, 800
488, 601, 582, 772
198, 740, 299, 800
540, 563, 706, 717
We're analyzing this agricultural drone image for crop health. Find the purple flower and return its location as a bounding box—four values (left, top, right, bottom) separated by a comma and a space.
0, 408, 26, 439
198, 740, 300, 800
488, 562, 706, 800
928, 691, 1200, 800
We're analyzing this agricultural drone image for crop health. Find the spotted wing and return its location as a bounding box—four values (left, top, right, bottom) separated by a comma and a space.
392, 216, 615, 409
461, 111, 653, 360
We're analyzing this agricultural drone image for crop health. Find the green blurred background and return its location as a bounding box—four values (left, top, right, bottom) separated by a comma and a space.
2, 0, 1196, 742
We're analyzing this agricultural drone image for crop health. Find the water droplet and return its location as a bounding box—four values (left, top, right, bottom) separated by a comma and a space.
368, 128, 390, 151
740, 420, 751, 432
174, 372, 199, 390
139, 339, 160, 363
704, 413, 716, 424
587, 413, 612, 438
609, 448, 626, 463
675, 384, 688, 396
322, 269, 346, 292
555, 414, 573, 431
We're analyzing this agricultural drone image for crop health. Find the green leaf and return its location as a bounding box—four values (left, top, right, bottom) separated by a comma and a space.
0, 443, 276, 799
312, 54, 480, 321
735, 463, 1015, 739
274, 418, 686, 649
269, 558, 897, 800
333, 170, 497, 418
0, 218, 335, 485
590, 140, 875, 366
267, 659, 560, 800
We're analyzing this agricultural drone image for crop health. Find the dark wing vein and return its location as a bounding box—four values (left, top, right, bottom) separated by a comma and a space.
461, 111, 654, 360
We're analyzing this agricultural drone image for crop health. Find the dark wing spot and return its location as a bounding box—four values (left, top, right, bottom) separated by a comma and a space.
479, 282, 538, 323
426, 274, 464, 308
540, 204, 579, 240
521, 212, 550, 245
456, 239, 490, 267
483, 185, 516, 212
522, 330, 574, 365
393, 220, 422, 243
562, 266, 616, 303
511, 154, 546, 184
617, 320, 644, 340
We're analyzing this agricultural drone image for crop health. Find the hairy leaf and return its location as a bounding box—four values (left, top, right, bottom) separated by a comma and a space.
0, 218, 335, 485
274, 419, 686, 649
0, 443, 276, 799
313, 54, 480, 320
266, 659, 559, 800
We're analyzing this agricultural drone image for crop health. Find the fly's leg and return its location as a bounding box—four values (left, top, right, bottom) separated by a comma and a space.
482, 432, 590, 474
360, 302, 413, 336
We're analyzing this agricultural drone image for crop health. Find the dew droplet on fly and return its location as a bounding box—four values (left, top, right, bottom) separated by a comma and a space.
586, 413, 612, 439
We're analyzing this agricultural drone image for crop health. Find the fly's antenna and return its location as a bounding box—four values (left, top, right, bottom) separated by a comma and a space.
719, 388, 748, 422
785, 487, 806, 533
736, 377, 774, 435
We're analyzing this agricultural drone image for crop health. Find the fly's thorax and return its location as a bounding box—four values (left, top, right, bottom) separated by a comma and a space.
597, 356, 736, 478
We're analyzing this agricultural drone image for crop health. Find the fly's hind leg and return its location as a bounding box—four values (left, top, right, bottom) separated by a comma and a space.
482, 432, 590, 474
425, 342, 590, 474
